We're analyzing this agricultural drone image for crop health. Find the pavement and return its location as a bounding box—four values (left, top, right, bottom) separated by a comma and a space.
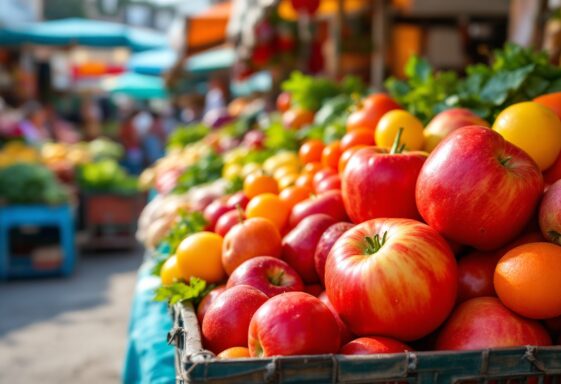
0, 248, 143, 384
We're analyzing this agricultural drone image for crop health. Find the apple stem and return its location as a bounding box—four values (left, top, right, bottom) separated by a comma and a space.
364, 231, 388, 255
236, 204, 245, 223
268, 271, 285, 286
390, 127, 405, 154
499, 155, 512, 167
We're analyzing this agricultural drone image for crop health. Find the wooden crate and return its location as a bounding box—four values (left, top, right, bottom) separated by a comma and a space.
82, 192, 145, 250
169, 303, 561, 384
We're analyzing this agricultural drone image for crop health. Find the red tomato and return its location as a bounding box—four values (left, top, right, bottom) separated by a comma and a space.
346, 94, 401, 132
321, 141, 342, 170
299, 140, 325, 164
276, 92, 291, 113
340, 129, 375, 152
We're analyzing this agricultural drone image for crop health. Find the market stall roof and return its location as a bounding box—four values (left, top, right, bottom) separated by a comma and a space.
0, 18, 167, 52
185, 1, 232, 53
128, 46, 235, 76
102, 72, 168, 99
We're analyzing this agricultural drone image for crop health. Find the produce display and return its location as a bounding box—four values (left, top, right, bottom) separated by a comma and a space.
0, 163, 69, 205
138, 45, 561, 360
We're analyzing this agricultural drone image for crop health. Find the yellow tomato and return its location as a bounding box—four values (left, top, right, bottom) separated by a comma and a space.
241, 162, 262, 178
263, 151, 299, 174
493, 102, 561, 170
273, 164, 300, 181
246, 193, 290, 231
223, 163, 243, 180
375, 110, 424, 150
176, 232, 225, 283
160, 255, 180, 285
277, 173, 299, 190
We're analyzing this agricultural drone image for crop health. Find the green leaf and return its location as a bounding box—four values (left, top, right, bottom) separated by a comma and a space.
158, 211, 208, 255
405, 56, 432, 83
154, 277, 209, 305
173, 151, 223, 193
479, 65, 534, 105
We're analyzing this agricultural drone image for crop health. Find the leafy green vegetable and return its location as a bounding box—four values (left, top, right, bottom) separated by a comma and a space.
0, 163, 69, 204
264, 120, 299, 152
173, 151, 223, 193
77, 159, 138, 195
225, 176, 244, 194
157, 210, 207, 258
154, 277, 211, 305
386, 43, 561, 123
314, 95, 353, 126
282, 71, 366, 111
167, 124, 210, 149
88, 137, 124, 161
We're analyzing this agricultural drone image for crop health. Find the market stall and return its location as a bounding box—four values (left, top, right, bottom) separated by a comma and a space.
126, 42, 561, 383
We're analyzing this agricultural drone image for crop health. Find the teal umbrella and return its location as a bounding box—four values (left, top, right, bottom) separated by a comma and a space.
102, 72, 168, 99
128, 47, 235, 76
0, 18, 166, 52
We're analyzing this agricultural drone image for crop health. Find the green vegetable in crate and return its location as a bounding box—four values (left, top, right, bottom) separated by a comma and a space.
0, 163, 68, 204
167, 123, 210, 149
88, 137, 124, 161
77, 159, 138, 194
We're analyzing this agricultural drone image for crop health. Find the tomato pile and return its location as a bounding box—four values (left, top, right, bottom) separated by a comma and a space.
145, 76, 561, 359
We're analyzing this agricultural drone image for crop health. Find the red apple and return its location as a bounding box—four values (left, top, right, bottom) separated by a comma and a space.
202, 285, 268, 354
416, 126, 543, 250
342, 135, 427, 223
226, 256, 304, 297
289, 190, 348, 228
457, 250, 503, 303
226, 192, 250, 210
222, 217, 282, 275
196, 285, 226, 324
539, 179, 561, 245
340, 337, 412, 355
314, 222, 354, 285
315, 175, 341, 194
304, 284, 323, 297
203, 199, 233, 231
319, 292, 354, 346
423, 108, 489, 152
326, 218, 457, 341
435, 297, 552, 350
215, 209, 244, 237
248, 292, 340, 357
282, 214, 337, 283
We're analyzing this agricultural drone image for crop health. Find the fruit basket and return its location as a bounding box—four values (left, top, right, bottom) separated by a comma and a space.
168, 303, 561, 384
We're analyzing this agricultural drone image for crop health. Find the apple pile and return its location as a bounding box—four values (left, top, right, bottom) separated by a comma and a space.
159, 92, 561, 359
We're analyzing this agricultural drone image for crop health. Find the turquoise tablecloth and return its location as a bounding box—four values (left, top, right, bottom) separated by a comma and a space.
122, 260, 175, 384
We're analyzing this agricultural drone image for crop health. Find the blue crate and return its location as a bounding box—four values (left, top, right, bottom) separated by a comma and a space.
0, 204, 77, 279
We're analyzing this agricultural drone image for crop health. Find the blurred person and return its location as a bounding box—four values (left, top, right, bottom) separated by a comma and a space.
44, 104, 81, 144
142, 111, 166, 165
81, 93, 102, 140
204, 77, 228, 114
16, 101, 50, 145
120, 110, 143, 174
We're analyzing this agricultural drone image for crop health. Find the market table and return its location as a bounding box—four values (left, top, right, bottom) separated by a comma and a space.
122, 257, 175, 384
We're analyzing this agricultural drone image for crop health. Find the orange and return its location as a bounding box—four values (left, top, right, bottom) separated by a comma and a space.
245, 193, 290, 230
321, 141, 342, 170
217, 346, 250, 359
534, 91, 561, 120
494, 242, 561, 319
160, 255, 180, 285
176, 232, 226, 283
243, 173, 279, 198
279, 185, 311, 209
299, 140, 325, 164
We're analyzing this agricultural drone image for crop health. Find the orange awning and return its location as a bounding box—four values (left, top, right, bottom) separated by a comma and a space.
278, 0, 368, 20
186, 1, 232, 53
